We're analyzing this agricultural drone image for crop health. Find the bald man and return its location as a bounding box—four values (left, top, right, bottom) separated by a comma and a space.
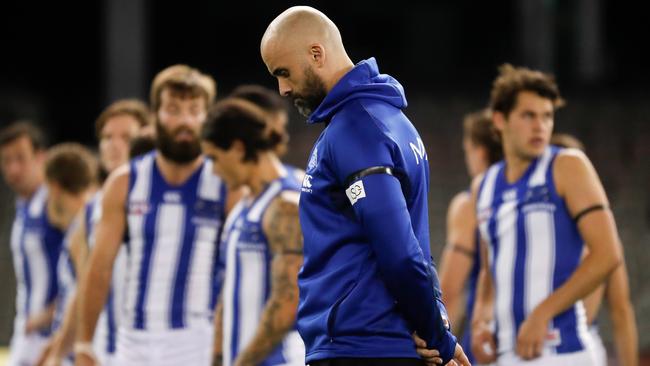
261, 6, 469, 366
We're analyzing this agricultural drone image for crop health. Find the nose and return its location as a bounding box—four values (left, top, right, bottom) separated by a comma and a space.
278, 79, 292, 97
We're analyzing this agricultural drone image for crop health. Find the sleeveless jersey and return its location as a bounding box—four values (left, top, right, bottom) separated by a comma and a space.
476, 146, 592, 355
221, 174, 304, 366
124, 152, 226, 331
10, 185, 64, 336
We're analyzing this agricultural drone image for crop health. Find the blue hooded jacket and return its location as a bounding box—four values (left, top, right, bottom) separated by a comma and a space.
297, 58, 457, 363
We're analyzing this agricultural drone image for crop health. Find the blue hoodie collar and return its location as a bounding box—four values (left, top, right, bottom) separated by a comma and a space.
307, 57, 408, 124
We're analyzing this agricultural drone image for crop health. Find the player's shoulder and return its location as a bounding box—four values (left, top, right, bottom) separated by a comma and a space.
261, 190, 300, 231
448, 190, 472, 215
554, 147, 590, 170
553, 147, 599, 195
470, 172, 486, 198
101, 164, 130, 205
553, 147, 594, 183
447, 189, 475, 224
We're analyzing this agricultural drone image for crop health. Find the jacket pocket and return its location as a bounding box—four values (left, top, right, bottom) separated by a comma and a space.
326, 280, 358, 339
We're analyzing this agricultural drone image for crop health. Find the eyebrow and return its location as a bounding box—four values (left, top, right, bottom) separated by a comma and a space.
272, 68, 289, 77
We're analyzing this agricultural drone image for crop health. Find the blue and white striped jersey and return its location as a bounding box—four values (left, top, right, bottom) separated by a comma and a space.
52, 219, 79, 331
124, 152, 226, 331
221, 173, 304, 366
85, 190, 127, 355
10, 185, 64, 335
477, 146, 592, 355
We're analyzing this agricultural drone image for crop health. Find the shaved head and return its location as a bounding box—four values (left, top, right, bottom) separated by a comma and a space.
261, 6, 344, 59
260, 6, 354, 116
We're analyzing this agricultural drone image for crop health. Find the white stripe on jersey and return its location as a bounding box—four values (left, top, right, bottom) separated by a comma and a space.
528, 147, 553, 187
199, 159, 222, 201
237, 250, 266, 358
11, 214, 26, 319
478, 165, 500, 211
478, 165, 500, 266
222, 226, 241, 366
575, 301, 594, 352
185, 160, 221, 326
185, 225, 217, 327
145, 203, 185, 331
28, 186, 47, 217
247, 182, 282, 222
24, 230, 49, 315
524, 209, 555, 328
495, 200, 518, 354
131, 155, 154, 202
125, 156, 154, 326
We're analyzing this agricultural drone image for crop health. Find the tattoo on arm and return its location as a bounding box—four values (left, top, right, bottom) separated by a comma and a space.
266, 198, 303, 255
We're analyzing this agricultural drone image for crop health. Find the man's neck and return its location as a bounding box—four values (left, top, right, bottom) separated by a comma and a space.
155, 153, 203, 186
18, 178, 43, 201
504, 153, 534, 184
325, 59, 354, 93
247, 153, 284, 197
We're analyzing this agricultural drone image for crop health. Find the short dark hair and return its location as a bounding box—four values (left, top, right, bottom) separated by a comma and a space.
95, 99, 151, 139
45, 143, 97, 194
202, 98, 282, 162
0, 121, 47, 152
463, 109, 503, 165
229, 84, 288, 114
489, 64, 565, 117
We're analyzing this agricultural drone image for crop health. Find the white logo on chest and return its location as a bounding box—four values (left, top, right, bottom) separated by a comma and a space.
163, 191, 182, 203
502, 188, 517, 202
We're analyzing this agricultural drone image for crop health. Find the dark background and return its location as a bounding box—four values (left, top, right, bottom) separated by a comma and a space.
1, 0, 649, 361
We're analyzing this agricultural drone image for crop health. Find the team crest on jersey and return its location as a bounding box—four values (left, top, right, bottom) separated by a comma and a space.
128, 201, 150, 215
307, 147, 318, 172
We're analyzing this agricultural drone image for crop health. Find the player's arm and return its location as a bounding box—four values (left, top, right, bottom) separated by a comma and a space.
75, 166, 129, 365
605, 261, 638, 366
439, 191, 477, 330
43, 213, 90, 363
516, 149, 623, 359
212, 294, 224, 366
464, 174, 497, 363
233, 194, 303, 366
582, 247, 606, 324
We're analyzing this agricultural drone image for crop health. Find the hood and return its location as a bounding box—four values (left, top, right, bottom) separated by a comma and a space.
307, 57, 408, 124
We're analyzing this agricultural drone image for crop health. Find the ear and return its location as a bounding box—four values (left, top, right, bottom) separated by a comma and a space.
309, 44, 325, 67
232, 140, 246, 160
492, 111, 506, 133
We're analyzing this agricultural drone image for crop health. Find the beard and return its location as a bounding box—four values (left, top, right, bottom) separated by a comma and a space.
155, 121, 202, 164
291, 67, 327, 117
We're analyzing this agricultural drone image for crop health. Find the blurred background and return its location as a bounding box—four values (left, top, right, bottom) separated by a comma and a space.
1, 0, 648, 362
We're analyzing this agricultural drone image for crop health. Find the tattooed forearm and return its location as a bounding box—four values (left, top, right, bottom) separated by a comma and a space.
235, 255, 302, 366
234, 198, 303, 366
